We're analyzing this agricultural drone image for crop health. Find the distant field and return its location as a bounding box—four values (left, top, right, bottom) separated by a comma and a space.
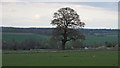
85, 34, 118, 46
2, 32, 50, 43
2, 50, 118, 66
2, 32, 118, 46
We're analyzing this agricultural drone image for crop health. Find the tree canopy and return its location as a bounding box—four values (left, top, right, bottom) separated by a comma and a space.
51, 7, 85, 50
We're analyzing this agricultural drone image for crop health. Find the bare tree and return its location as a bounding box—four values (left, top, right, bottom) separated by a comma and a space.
51, 7, 85, 50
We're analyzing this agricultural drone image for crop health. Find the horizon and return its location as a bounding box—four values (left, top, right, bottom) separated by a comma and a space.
1, 26, 119, 29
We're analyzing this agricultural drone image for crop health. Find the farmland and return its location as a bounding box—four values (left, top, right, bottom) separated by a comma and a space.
2, 27, 119, 66
2, 32, 118, 47
2, 27, 118, 48
2, 50, 118, 66
2, 32, 50, 43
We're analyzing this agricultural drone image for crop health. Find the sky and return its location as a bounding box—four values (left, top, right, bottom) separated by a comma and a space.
0, 1, 118, 29
1, 0, 119, 2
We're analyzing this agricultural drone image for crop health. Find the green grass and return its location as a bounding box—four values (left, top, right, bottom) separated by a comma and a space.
2, 32, 118, 66
2, 33, 50, 43
85, 35, 118, 46
2, 32, 118, 46
2, 50, 118, 66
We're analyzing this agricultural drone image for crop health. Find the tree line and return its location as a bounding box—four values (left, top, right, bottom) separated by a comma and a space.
2, 27, 118, 36
2, 38, 118, 50
2, 38, 86, 50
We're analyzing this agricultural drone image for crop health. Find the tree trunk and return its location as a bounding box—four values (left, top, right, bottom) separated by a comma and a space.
62, 27, 67, 50
62, 41, 66, 50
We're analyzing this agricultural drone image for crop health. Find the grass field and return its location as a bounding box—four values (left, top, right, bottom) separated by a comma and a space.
2, 32, 119, 66
2, 33, 50, 43
2, 50, 118, 66
2, 32, 118, 46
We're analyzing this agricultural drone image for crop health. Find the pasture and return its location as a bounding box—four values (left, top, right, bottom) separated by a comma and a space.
2, 30, 119, 66
2, 50, 118, 66
2, 32, 118, 46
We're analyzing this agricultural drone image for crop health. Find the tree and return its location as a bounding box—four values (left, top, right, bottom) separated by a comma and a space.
21, 39, 41, 50
51, 7, 85, 50
72, 40, 84, 49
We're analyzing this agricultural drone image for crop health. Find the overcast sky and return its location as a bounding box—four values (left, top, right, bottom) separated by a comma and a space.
1, 2, 118, 29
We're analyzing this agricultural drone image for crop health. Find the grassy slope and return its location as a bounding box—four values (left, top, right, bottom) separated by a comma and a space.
85, 35, 118, 46
2, 33, 50, 43
2, 32, 118, 46
2, 50, 118, 66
